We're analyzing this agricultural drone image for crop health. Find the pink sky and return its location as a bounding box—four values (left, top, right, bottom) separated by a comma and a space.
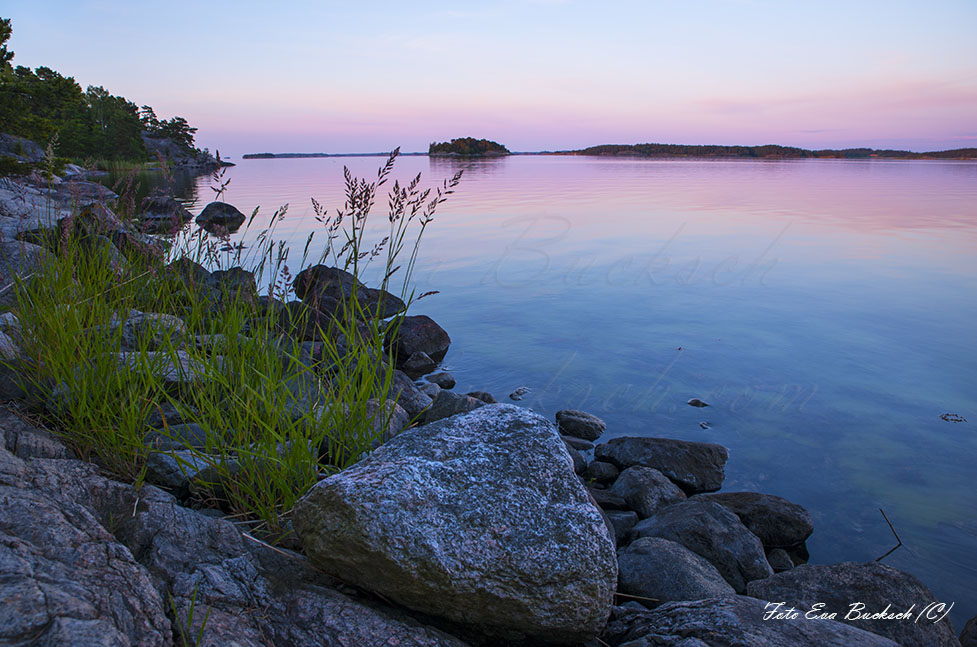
5, 1, 977, 156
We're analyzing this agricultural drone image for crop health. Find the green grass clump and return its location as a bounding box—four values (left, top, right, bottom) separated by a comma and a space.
6, 148, 461, 541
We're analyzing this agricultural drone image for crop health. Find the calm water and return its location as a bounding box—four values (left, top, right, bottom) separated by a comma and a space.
194, 155, 977, 624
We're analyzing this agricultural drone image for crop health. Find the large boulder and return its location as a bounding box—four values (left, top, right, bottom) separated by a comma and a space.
747, 562, 962, 647
617, 537, 735, 605
293, 404, 618, 643
608, 465, 686, 519
630, 499, 773, 593
293, 265, 406, 320
602, 596, 901, 647
695, 491, 814, 548
386, 314, 451, 363
0, 404, 470, 647
195, 201, 247, 232
594, 436, 728, 493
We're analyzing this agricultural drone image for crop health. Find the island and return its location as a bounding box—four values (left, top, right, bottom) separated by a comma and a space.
428, 137, 510, 157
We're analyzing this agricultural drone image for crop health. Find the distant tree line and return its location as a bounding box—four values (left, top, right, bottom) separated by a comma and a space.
429, 137, 510, 156
0, 16, 199, 161
570, 143, 977, 160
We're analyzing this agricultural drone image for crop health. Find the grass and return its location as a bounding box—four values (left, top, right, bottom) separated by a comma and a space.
4, 147, 461, 542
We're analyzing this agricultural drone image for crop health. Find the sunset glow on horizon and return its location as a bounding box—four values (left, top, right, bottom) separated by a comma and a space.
5, 1, 976, 156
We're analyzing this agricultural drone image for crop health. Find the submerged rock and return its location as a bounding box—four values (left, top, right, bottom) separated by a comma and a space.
293, 404, 617, 643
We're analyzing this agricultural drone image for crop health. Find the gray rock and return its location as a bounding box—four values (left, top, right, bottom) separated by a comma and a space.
293, 404, 617, 643
564, 439, 587, 474
144, 449, 211, 496
423, 389, 486, 424
116, 311, 187, 351
509, 385, 531, 400
0, 449, 172, 646
583, 460, 619, 484
618, 537, 736, 605
602, 596, 901, 647
562, 434, 594, 451
114, 350, 221, 392
688, 397, 709, 407
390, 369, 433, 419
589, 486, 628, 511
403, 350, 437, 377
467, 390, 497, 404
961, 615, 977, 647
419, 381, 441, 400
595, 436, 728, 493
427, 371, 456, 389
609, 466, 686, 519
0, 133, 45, 163
144, 423, 212, 451
139, 195, 193, 233
386, 314, 450, 363
0, 329, 20, 361
195, 201, 247, 232
605, 509, 639, 546
0, 240, 53, 309
766, 548, 795, 573
631, 499, 773, 593
294, 265, 406, 320
695, 491, 814, 548
556, 409, 607, 441
0, 409, 71, 459
211, 266, 257, 302
747, 561, 962, 647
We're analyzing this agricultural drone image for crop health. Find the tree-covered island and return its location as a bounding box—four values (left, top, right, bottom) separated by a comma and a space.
428, 137, 510, 156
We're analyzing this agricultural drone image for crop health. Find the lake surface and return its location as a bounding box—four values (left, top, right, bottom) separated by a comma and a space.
194, 154, 977, 624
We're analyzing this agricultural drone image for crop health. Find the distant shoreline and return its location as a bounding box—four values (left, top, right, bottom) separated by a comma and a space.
243, 145, 977, 161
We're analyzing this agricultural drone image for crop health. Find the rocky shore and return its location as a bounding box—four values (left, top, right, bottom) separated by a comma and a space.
0, 169, 973, 646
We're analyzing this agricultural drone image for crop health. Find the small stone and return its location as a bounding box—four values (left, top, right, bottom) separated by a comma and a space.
418, 382, 441, 400
426, 372, 455, 389
563, 440, 587, 474
509, 386, 531, 400
688, 398, 709, 407
699, 421, 711, 429
556, 409, 607, 441
467, 390, 497, 404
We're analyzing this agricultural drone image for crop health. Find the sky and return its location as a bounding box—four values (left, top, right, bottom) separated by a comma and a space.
4, 1, 977, 156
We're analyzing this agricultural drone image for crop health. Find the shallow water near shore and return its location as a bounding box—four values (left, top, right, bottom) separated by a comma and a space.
194, 155, 977, 625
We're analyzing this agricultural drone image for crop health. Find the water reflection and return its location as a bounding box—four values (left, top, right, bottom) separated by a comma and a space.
195, 155, 977, 625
